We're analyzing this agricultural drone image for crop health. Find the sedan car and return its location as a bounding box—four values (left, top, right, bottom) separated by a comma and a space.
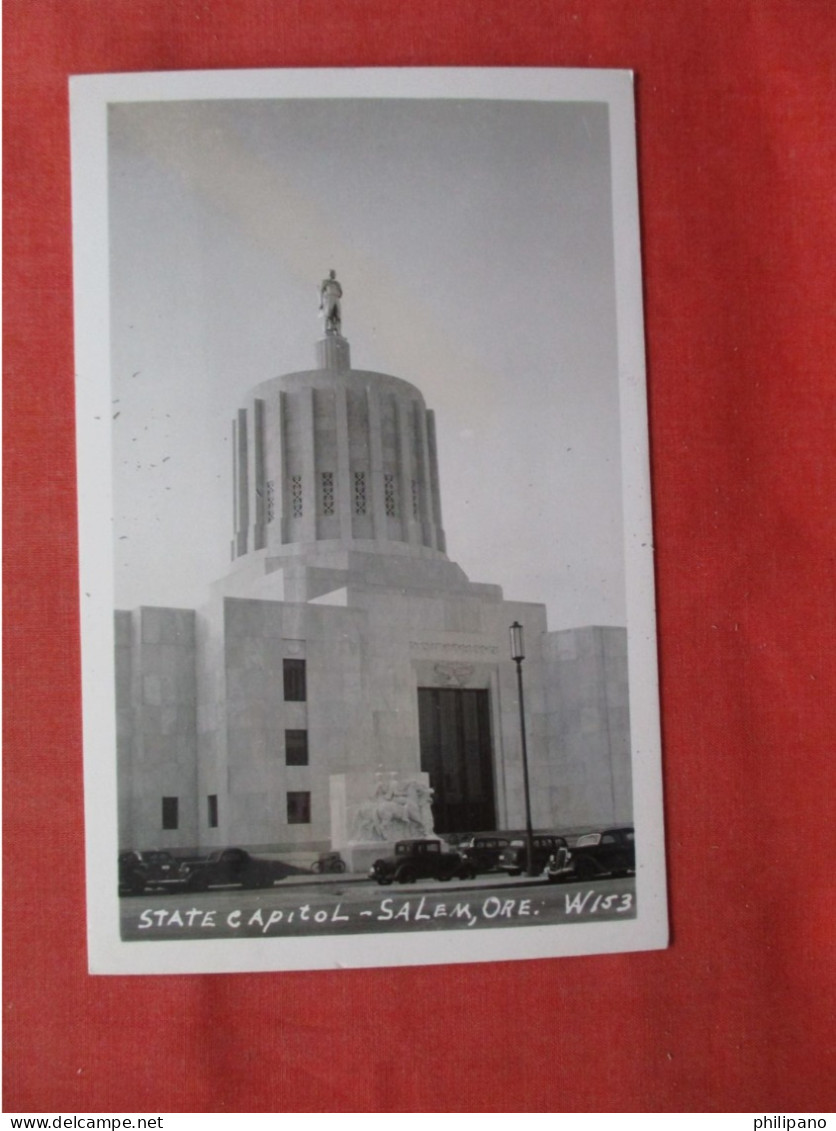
543, 843, 575, 883
567, 826, 635, 880
118, 849, 191, 895
456, 834, 511, 873
370, 839, 476, 885
184, 847, 292, 891
497, 834, 570, 876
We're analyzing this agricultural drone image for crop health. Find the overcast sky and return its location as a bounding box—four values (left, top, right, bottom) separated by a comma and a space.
108, 95, 626, 629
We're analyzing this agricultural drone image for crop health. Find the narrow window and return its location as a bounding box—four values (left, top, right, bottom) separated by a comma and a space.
353, 471, 367, 515
162, 796, 179, 831
283, 657, 306, 701
266, 479, 275, 523
285, 729, 309, 766
207, 794, 218, 828
291, 474, 303, 518
384, 472, 397, 517
411, 479, 420, 519
287, 791, 311, 825
321, 471, 335, 516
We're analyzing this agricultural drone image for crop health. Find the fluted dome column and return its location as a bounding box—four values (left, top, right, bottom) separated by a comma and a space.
230, 280, 447, 563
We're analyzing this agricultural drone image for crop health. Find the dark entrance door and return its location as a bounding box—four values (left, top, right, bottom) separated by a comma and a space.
417, 688, 496, 834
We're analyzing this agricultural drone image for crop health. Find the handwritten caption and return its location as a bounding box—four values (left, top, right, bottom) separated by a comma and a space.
133, 889, 634, 936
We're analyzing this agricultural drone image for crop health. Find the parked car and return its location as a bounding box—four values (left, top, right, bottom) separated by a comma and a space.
457, 834, 511, 873
370, 839, 476, 885
498, 834, 570, 876
185, 847, 292, 891
567, 826, 635, 880
118, 849, 191, 895
543, 843, 575, 883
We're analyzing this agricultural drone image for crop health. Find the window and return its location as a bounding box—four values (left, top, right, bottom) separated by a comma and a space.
384, 472, 397, 517
283, 658, 306, 701
285, 729, 309, 766
353, 471, 367, 515
266, 480, 275, 523
412, 479, 420, 519
321, 471, 335, 516
287, 791, 311, 825
291, 474, 303, 518
207, 794, 218, 828
162, 796, 178, 830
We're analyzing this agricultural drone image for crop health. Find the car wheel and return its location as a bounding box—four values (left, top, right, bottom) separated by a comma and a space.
333, 860, 347, 874
311, 860, 323, 874
376, 878, 392, 886
574, 856, 598, 881
189, 873, 210, 892
396, 867, 417, 884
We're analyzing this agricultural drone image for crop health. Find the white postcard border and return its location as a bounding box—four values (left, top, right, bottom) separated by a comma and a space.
71, 66, 667, 975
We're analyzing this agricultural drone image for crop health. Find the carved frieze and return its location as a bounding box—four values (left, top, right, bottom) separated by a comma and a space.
433, 662, 475, 687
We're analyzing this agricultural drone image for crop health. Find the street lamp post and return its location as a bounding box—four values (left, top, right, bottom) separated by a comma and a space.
510, 621, 535, 877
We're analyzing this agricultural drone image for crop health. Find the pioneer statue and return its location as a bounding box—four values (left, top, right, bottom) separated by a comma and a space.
319, 269, 343, 335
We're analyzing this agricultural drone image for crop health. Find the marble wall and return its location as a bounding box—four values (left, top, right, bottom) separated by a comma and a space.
116, 593, 632, 852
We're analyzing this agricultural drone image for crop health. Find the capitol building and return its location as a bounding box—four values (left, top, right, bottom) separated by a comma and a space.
115, 277, 632, 860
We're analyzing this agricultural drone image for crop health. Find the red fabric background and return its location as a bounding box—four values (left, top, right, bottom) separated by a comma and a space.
4, 0, 835, 1114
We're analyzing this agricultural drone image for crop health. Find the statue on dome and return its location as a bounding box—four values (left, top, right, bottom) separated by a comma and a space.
319, 269, 343, 336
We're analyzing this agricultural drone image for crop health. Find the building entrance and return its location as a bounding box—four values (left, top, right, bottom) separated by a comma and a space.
417, 688, 497, 834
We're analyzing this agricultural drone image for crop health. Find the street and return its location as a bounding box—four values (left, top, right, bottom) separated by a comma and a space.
120, 873, 636, 941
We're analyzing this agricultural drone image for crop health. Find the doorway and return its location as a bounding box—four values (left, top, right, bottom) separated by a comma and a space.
417, 687, 496, 834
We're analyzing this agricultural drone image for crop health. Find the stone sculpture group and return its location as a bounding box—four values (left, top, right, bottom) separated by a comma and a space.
352, 778, 436, 843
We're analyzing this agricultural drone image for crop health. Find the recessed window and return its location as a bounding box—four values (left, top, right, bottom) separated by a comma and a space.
384, 473, 397, 517
283, 658, 306, 701
162, 796, 178, 830
266, 480, 275, 523
207, 794, 218, 828
287, 791, 311, 825
353, 471, 367, 515
285, 729, 309, 766
412, 479, 420, 519
291, 474, 303, 518
321, 471, 335, 516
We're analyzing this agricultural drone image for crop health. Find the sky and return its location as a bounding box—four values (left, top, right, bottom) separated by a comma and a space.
108, 95, 627, 629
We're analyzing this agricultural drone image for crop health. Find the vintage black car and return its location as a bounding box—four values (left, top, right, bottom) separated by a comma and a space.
567, 826, 635, 880
497, 834, 570, 876
457, 834, 511, 873
118, 849, 191, 895
185, 848, 292, 891
543, 843, 575, 883
370, 839, 476, 885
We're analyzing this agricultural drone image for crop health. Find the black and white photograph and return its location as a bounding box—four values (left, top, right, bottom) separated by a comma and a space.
71, 67, 666, 974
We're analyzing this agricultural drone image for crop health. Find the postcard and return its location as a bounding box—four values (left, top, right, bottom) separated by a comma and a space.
70, 67, 666, 973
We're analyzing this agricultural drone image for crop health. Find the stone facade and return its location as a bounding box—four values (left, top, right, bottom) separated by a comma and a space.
116, 315, 632, 854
